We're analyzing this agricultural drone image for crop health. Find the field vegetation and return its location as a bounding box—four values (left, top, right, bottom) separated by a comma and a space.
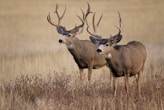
0, 0, 164, 109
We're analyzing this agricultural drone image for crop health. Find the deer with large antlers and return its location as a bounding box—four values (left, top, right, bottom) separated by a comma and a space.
47, 3, 107, 81
87, 12, 147, 97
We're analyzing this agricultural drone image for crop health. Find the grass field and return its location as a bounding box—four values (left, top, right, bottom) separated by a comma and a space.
0, 0, 164, 109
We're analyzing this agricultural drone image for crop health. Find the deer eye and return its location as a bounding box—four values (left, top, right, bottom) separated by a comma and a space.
106, 44, 109, 46
67, 34, 71, 37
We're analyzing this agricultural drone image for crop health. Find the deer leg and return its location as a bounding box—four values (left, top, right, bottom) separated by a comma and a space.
138, 71, 141, 97
113, 77, 117, 97
124, 73, 129, 96
88, 62, 93, 81
110, 72, 113, 88
134, 74, 138, 82
79, 68, 84, 80
88, 68, 92, 81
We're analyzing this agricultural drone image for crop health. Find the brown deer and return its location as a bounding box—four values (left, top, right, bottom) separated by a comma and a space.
47, 3, 107, 81
87, 12, 147, 97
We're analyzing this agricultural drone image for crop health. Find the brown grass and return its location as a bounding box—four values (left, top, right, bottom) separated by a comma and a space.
0, 0, 164, 109
0, 64, 164, 110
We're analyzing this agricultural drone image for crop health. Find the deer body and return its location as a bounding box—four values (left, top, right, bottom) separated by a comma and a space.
66, 37, 106, 70
61, 36, 106, 81
105, 41, 146, 77
97, 39, 147, 97
47, 3, 107, 81
91, 36, 147, 97
87, 12, 147, 97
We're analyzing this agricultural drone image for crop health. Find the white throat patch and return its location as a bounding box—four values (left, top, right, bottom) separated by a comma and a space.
67, 44, 74, 49
104, 53, 112, 59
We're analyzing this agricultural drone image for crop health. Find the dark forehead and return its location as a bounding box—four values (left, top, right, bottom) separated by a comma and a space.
99, 39, 108, 44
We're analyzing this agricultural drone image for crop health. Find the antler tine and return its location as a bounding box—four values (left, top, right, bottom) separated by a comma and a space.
75, 2, 92, 25
118, 11, 122, 28
77, 14, 84, 25
86, 26, 94, 36
54, 4, 66, 25
69, 2, 92, 34
86, 13, 102, 38
114, 25, 121, 35
92, 13, 96, 33
78, 2, 92, 22
54, 4, 60, 25
85, 2, 91, 20
86, 26, 102, 39
114, 12, 122, 35
86, 15, 95, 36
47, 13, 57, 27
96, 14, 103, 27
92, 13, 103, 33
60, 5, 67, 20
80, 8, 85, 21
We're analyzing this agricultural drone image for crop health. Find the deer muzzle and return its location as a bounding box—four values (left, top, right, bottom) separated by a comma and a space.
58, 39, 63, 43
97, 49, 102, 53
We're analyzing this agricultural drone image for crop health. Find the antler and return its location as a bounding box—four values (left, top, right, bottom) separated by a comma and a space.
110, 12, 122, 44
47, 3, 92, 35
47, 4, 66, 27
47, 13, 57, 27
69, 2, 92, 34
114, 11, 121, 35
54, 4, 66, 25
82, 2, 92, 22
86, 13, 103, 38
47, 4, 70, 35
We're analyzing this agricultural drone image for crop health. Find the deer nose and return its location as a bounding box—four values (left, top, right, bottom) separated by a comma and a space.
59, 39, 63, 43
97, 49, 102, 53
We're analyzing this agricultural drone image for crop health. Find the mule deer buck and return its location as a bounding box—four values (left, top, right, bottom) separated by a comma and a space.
47, 3, 107, 81
87, 12, 147, 97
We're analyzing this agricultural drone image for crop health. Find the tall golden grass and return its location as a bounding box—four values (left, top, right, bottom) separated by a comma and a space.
0, 0, 164, 109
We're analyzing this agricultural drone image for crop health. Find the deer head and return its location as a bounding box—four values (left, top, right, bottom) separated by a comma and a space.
87, 12, 122, 55
47, 3, 92, 45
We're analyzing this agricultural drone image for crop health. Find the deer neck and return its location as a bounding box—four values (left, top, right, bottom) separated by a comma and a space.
105, 46, 121, 67
105, 45, 124, 73
104, 47, 114, 59
66, 37, 82, 56
66, 37, 81, 49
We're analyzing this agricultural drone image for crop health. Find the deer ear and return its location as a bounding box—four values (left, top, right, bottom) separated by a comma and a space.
69, 26, 84, 35
109, 34, 122, 45
75, 26, 84, 35
89, 36, 101, 44
56, 26, 69, 35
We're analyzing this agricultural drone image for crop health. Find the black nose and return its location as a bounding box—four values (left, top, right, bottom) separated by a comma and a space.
97, 49, 102, 53
59, 39, 63, 43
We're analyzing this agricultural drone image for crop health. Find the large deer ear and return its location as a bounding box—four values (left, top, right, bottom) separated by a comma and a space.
89, 36, 101, 44
109, 34, 122, 45
71, 26, 84, 35
56, 26, 70, 35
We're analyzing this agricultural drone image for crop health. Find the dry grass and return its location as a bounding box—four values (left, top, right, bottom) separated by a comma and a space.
0, 0, 164, 109
0, 64, 164, 110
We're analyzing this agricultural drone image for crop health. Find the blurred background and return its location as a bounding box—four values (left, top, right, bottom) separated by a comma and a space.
0, 0, 164, 81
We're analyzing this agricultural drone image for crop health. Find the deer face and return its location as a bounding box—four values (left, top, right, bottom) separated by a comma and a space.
97, 39, 111, 55
59, 34, 75, 45
90, 33, 122, 55
90, 37, 111, 55
87, 12, 122, 56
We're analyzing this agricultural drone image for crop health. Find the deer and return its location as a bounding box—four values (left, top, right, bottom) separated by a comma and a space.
87, 12, 147, 97
47, 3, 107, 81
